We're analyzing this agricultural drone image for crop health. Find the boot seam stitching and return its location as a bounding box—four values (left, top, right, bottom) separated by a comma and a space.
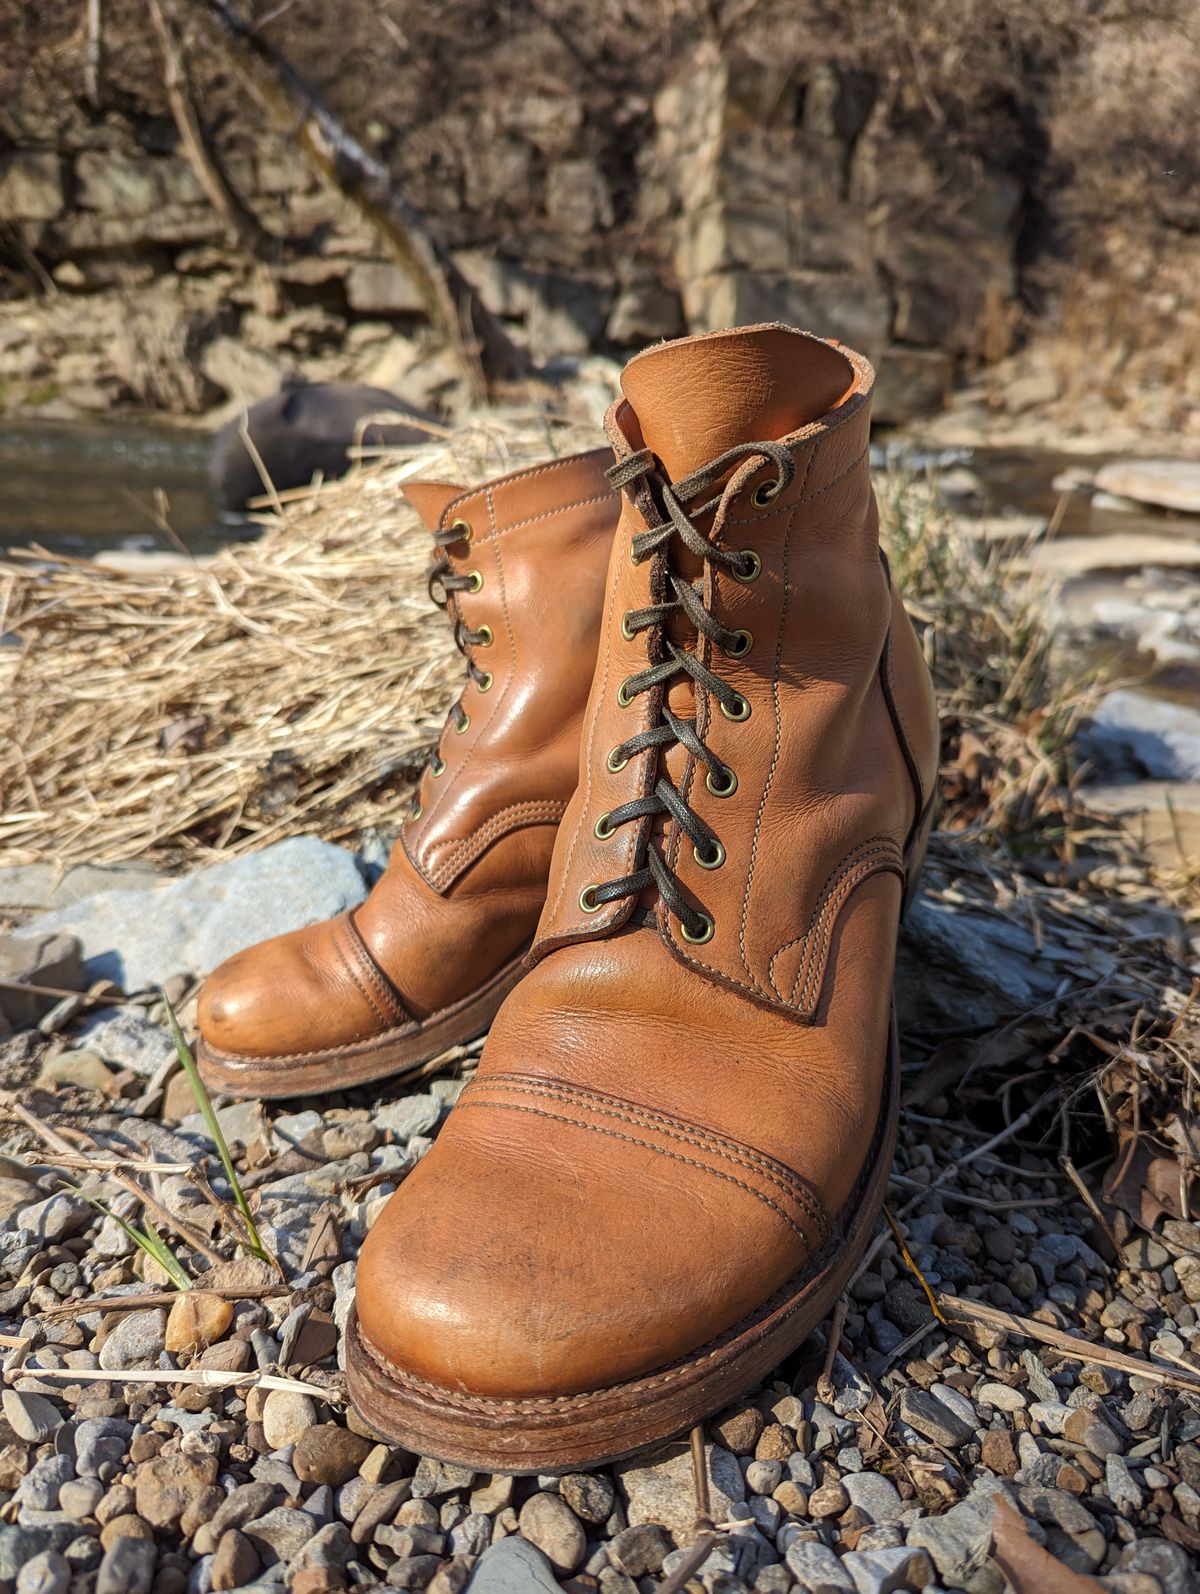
452, 1096, 821, 1247
879, 616, 928, 853
423, 799, 569, 890
433, 450, 613, 537
408, 498, 517, 888
736, 438, 814, 985
333, 915, 403, 1029
470, 1073, 831, 1240
663, 835, 903, 1016
474, 491, 616, 542
773, 838, 905, 1007
721, 443, 869, 520
446, 488, 615, 545
342, 914, 409, 1026
541, 530, 626, 930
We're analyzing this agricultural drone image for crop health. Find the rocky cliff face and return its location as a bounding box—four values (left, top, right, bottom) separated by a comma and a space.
0, 16, 1196, 432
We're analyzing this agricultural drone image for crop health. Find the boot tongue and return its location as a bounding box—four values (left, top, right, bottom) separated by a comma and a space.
402, 480, 465, 531
618, 324, 856, 480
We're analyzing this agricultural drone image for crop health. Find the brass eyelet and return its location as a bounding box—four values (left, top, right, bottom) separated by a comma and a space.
751, 481, 778, 509
694, 838, 725, 870
476, 624, 494, 648
579, 885, 604, 914
607, 747, 629, 773
725, 629, 752, 658
448, 518, 472, 544
431, 755, 447, 777
681, 912, 715, 945
621, 612, 637, 642
706, 765, 738, 797
409, 801, 422, 821
454, 714, 471, 735
721, 693, 751, 722
594, 813, 616, 841
466, 570, 484, 593
733, 550, 762, 583
617, 679, 636, 708
477, 671, 494, 693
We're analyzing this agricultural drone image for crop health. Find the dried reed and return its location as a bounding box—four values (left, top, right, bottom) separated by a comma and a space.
0, 412, 596, 867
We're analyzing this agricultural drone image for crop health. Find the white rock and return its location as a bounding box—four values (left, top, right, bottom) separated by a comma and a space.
975, 1381, 1027, 1412
1028, 1400, 1071, 1434
1085, 689, 1200, 780
617, 1441, 745, 1544
1095, 459, 1200, 515
261, 1388, 317, 1451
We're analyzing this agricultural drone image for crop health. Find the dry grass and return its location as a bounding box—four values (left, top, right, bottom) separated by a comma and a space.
0, 412, 595, 868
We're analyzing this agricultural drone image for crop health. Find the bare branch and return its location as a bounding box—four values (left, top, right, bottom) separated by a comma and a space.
192, 0, 526, 400
145, 0, 281, 262
83, 0, 104, 110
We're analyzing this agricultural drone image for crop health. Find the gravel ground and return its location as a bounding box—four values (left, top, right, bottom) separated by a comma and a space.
1, 939, 1198, 1594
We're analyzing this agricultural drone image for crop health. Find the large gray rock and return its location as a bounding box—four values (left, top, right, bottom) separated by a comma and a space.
14, 836, 368, 992
465, 1537, 561, 1594
1094, 459, 1200, 515
1084, 690, 1200, 780
906, 1487, 1004, 1588
0, 862, 163, 915
72, 1010, 174, 1079
896, 895, 1070, 1032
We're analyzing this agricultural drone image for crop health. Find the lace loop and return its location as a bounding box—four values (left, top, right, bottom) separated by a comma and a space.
584, 440, 792, 938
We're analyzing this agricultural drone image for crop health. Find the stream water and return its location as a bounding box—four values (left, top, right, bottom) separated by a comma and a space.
0, 415, 241, 558
0, 414, 1178, 558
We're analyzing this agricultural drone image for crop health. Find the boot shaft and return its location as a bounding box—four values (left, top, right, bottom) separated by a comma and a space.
533, 326, 938, 1016
401, 448, 618, 895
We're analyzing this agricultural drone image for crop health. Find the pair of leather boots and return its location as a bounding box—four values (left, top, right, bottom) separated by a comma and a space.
197, 325, 939, 1472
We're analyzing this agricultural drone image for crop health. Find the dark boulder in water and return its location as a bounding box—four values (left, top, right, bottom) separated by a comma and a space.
208, 382, 432, 510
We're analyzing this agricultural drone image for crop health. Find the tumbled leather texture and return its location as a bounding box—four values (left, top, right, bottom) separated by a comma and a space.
356, 325, 939, 1400
197, 449, 617, 1061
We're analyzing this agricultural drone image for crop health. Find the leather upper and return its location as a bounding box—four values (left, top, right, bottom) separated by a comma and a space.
197, 449, 618, 1061
356, 325, 940, 1400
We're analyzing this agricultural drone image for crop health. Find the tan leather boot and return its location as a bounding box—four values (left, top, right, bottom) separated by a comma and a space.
348, 325, 939, 1470
195, 449, 618, 1098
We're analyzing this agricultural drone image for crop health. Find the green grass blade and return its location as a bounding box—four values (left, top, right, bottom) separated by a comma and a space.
74, 1189, 192, 1291
162, 990, 271, 1263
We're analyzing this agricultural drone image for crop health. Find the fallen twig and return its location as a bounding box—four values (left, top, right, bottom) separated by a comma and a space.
939, 1293, 1200, 1397
816, 1296, 850, 1402
39, 1283, 290, 1317
8, 1364, 343, 1398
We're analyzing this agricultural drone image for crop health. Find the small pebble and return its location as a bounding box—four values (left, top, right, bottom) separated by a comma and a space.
517, 1491, 586, 1574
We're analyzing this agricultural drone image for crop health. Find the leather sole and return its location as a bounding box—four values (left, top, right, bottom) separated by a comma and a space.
344, 1016, 900, 1473
194, 946, 531, 1100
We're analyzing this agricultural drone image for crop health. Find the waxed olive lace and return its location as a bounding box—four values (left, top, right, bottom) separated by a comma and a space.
426, 520, 492, 741
581, 439, 796, 941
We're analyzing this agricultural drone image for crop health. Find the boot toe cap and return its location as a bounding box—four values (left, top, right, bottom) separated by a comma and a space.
197, 916, 388, 1061
354, 1089, 820, 1401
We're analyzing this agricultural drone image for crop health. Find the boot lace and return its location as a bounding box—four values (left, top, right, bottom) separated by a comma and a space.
580, 440, 795, 943
417, 519, 493, 795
